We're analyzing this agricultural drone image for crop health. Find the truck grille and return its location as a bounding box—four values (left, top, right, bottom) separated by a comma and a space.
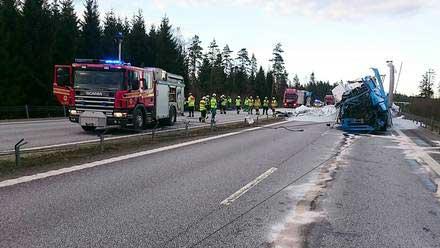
75, 90, 115, 115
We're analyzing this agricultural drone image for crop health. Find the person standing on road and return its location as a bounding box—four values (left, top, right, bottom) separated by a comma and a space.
210, 93, 217, 123
227, 96, 232, 110
221, 95, 228, 114
248, 96, 254, 115
235, 96, 241, 114
199, 97, 207, 123
187, 93, 196, 117
271, 97, 278, 116
244, 97, 249, 112
254, 96, 261, 115
263, 97, 269, 115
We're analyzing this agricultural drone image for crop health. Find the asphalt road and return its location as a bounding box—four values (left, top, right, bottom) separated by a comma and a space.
306, 127, 440, 248
0, 110, 256, 152
0, 120, 342, 247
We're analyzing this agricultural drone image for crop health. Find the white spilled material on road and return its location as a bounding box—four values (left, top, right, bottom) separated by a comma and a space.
278, 105, 337, 123
394, 129, 440, 176
220, 167, 278, 206
0, 120, 290, 188
393, 116, 420, 130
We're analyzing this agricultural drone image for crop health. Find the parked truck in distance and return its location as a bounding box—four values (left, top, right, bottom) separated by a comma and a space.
283, 88, 312, 108
53, 59, 185, 132
324, 95, 335, 105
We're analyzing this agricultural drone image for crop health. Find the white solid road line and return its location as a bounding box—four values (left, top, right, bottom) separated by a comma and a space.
221, 167, 278, 206
395, 128, 440, 176
0, 120, 291, 188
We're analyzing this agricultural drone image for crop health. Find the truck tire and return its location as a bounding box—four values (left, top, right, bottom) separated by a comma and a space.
163, 107, 176, 126
133, 108, 145, 131
81, 126, 96, 132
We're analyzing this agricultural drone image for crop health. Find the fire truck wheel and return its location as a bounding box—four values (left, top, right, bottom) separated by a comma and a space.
133, 108, 145, 131
164, 107, 176, 126
81, 126, 96, 132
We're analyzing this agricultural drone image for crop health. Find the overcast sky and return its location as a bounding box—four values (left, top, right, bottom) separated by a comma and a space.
73, 0, 440, 96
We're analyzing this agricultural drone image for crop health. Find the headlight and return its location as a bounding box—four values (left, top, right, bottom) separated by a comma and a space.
114, 112, 126, 118
69, 109, 78, 115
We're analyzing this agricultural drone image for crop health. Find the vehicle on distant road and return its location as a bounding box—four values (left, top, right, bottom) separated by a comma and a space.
53, 59, 185, 132
324, 95, 335, 105
314, 99, 324, 107
283, 88, 312, 108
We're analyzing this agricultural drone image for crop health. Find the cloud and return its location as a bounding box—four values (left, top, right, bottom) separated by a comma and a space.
151, 0, 435, 20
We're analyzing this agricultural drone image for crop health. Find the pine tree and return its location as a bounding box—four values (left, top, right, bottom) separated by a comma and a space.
126, 10, 148, 66
255, 66, 266, 97
155, 17, 182, 74
222, 44, 233, 76
54, 0, 78, 64
266, 70, 275, 98
236, 48, 250, 75
270, 43, 288, 98
207, 39, 220, 65
0, 0, 24, 106
147, 25, 157, 66
102, 10, 124, 60
80, 0, 102, 59
21, 0, 54, 105
419, 71, 434, 98
198, 55, 211, 94
293, 74, 302, 89
210, 53, 226, 94
187, 35, 203, 80
250, 54, 258, 78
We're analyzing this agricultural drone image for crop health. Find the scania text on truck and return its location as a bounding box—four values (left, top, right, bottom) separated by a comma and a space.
53, 59, 185, 132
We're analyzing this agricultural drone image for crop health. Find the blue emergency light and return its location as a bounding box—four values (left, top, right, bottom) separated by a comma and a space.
104, 60, 123, 64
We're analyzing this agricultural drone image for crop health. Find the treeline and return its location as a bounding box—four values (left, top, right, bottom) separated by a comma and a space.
0, 0, 184, 106
0, 0, 334, 107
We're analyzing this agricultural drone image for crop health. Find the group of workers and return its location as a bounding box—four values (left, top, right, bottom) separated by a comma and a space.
186, 93, 278, 123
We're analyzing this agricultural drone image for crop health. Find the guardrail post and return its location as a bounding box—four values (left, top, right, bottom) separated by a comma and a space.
98, 129, 109, 153
185, 120, 190, 137
99, 134, 104, 153
152, 122, 159, 140
25, 105, 29, 119
15, 139, 28, 166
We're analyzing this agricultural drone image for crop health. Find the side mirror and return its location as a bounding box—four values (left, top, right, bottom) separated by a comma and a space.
56, 67, 70, 86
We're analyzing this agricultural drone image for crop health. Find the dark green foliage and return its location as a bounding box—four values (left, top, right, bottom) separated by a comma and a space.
0, 0, 342, 109
419, 71, 435, 98
126, 10, 147, 66
79, 0, 101, 58
102, 11, 124, 59
155, 17, 185, 76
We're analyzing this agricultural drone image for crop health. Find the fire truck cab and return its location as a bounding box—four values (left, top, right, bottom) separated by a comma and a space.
53, 59, 185, 132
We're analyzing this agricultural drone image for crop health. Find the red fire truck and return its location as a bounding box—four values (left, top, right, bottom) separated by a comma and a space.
53, 59, 185, 132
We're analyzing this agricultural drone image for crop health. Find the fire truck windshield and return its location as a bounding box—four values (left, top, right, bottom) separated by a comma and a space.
74, 69, 125, 90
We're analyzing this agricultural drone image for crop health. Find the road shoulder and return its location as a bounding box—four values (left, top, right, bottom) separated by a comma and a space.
301, 130, 440, 248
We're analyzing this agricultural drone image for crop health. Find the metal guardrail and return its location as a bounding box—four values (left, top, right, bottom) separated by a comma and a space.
0, 115, 279, 157
402, 112, 440, 134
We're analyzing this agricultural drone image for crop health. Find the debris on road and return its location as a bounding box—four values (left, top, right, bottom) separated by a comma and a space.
275, 105, 337, 123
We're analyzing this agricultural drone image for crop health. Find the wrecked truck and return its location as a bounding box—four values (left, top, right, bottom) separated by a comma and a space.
335, 68, 392, 132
